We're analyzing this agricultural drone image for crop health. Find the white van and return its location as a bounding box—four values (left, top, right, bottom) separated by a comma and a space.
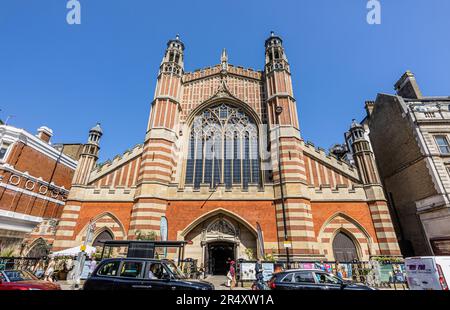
405, 256, 450, 290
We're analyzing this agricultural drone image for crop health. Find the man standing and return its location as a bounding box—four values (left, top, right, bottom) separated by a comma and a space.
255, 258, 266, 290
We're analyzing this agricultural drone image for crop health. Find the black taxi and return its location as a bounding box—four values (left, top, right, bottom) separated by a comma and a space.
83, 258, 214, 290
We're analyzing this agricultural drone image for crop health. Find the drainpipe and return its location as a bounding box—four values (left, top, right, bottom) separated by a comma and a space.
275, 106, 290, 269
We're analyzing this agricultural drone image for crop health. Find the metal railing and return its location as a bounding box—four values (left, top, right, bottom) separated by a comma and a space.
235, 259, 408, 289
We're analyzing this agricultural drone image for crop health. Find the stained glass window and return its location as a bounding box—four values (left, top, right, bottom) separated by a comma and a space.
185, 103, 261, 189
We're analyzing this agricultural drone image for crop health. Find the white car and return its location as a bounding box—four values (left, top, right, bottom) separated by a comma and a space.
405, 256, 450, 290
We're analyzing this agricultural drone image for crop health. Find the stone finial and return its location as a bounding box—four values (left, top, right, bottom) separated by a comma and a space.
221, 48, 228, 63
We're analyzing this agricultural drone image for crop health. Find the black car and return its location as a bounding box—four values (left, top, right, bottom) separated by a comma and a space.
83, 258, 214, 290
268, 269, 376, 290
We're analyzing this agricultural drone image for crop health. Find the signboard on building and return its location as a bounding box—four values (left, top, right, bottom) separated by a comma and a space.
262, 263, 275, 281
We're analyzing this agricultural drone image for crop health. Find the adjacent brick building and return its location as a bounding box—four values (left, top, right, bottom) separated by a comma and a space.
53, 33, 400, 274
366, 71, 450, 256
0, 124, 80, 256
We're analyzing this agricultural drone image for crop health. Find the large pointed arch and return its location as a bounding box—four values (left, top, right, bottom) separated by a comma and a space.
180, 208, 258, 239
317, 212, 374, 261
75, 211, 127, 243
25, 237, 50, 258
186, 97, 262, 128
318, 212, 373, 242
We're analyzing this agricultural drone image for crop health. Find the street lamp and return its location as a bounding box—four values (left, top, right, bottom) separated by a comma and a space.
275, 105, 290, 269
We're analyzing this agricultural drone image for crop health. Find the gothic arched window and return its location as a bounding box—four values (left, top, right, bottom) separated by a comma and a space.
185, 103, 261, 189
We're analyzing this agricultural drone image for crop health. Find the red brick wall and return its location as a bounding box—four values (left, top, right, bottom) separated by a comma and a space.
165, 200, 277, 242
72, 202, 133, 238
6, 143, 74, 189
311, 202, 378, 242
0, 143, 75, 219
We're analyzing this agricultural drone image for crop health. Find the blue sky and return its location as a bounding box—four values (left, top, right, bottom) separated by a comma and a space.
1, 0, 450, 162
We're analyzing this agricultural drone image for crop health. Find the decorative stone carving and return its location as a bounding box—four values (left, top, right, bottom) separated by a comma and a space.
25, 180, 35, 190
9, 174, 20, 185
207, 219, 236, 236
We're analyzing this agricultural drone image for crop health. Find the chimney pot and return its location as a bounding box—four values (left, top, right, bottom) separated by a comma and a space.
37, 126, 53, 143
394, 71, 423, 99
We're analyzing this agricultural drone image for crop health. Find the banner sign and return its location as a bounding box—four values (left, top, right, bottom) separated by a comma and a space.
256, 222, 264, 258
262, 263, 275, 281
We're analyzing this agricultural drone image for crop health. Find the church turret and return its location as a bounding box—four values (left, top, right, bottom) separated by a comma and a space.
264, 31, 297, 129
264, 32, 317, 259
348, 119, 401, 256
265, 31, 289, 74
131, 36, 185, 239
146, 35, 184, 132
72, 123, 102, 185
348, 120, 380, 185
159, 34, 184, 76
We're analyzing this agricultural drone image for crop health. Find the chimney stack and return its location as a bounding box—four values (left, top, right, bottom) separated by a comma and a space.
394, 71, 423, 99
37, 126, 53, 143
365, 100, 375, 117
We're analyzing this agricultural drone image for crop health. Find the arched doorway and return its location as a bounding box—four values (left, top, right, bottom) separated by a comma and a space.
183, 212, 258, 275
332, 232, 359, 262
207, 241, 235, 275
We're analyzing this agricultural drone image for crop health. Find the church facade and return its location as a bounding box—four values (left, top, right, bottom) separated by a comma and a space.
53, 33, 400, 273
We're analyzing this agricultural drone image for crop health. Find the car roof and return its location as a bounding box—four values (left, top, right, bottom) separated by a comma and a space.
275, 268, 325, 275
284, 268, 325, 272
100, 257, 171, 262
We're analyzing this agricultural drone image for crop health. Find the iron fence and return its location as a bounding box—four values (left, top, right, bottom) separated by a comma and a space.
235, 259, 408, 289
0, 257, 41, 272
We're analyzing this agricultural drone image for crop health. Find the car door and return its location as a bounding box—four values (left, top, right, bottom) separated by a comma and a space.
313, 271, 343, 290
293, 271, 324, 290
137, 261, 172, 290
86, 260, 121, 290
114, 260, 148, 290
0, 272, 13, 290
274, 272, 295, 290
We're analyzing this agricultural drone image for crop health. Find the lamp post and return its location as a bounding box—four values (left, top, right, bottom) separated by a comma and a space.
73, 220, 95, 288
275, 106, 290, 269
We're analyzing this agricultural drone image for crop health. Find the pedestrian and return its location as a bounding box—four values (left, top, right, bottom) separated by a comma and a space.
72, 256, 82, 288
255, 258, 263, 281
318, 260, 326, 271
254, 258, 267, 290
335, 261, 343, 280
44, 258, 56, 282
229, 261, 236, 290
88, 258, 97, 277
34, 260, 46, 279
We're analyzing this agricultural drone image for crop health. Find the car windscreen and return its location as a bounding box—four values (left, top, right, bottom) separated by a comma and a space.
4, 270, 37, 282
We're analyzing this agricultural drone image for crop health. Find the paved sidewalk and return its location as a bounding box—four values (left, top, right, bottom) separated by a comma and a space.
204, 275, 251, 290
58, 280, 84, 290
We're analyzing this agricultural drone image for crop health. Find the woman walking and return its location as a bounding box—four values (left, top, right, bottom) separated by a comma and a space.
228, 261, 236, 290
44, 258, 56, 282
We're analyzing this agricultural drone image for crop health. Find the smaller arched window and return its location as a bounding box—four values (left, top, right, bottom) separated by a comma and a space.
92, 230, 114, 247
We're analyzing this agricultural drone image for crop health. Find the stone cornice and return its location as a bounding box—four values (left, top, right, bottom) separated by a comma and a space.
0, 163, 69, 194
0, 125, 77, 170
